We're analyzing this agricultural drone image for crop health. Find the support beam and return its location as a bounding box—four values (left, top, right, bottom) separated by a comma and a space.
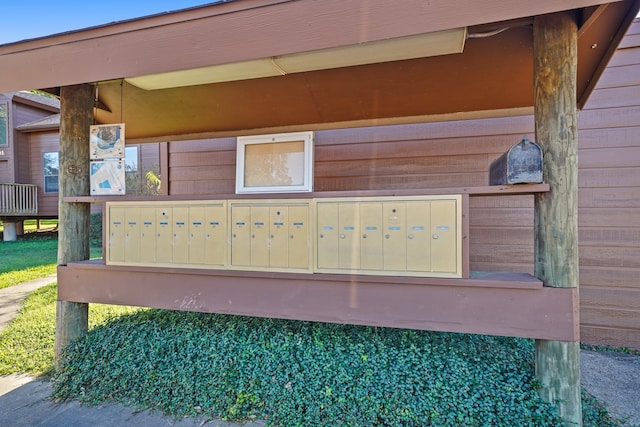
533, 12, 581, 426
54, 84, 93, 364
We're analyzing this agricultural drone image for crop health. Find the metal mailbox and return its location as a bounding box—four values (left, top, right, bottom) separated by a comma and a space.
489, 136, 543, 185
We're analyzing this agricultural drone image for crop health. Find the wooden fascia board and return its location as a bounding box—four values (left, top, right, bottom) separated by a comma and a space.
0, 0, 623, 93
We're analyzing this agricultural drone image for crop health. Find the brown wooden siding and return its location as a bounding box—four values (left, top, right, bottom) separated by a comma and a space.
164, 20, 640, 349
577, 20, 640, 349
12, 102, 54, 184
28, 132, 59, 217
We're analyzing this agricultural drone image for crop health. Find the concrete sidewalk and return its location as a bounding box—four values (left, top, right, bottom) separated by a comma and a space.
0, 276, 639, 426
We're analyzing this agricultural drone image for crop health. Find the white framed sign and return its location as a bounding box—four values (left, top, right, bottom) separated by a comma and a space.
236, 131, 314, 194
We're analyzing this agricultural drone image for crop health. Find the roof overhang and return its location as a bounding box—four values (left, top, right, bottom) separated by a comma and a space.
0, 0, 637, 142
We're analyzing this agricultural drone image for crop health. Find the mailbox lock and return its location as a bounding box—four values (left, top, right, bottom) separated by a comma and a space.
340, 234, 346, 239
290, 235, 294, 239
408, 234, 414, 239
362, 234, 367, 239
432, 234, 439, 240
385, 234, 390, 239
319, 234, 324, 239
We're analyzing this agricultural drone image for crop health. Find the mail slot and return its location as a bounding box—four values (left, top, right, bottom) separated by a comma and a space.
489, 136, 543, 185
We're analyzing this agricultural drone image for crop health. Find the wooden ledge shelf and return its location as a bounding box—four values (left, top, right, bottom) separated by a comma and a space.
62, 184, 550, 203
58, 261, 578, 341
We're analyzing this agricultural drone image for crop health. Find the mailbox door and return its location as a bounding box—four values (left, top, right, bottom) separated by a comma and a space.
288, 205, 309, 269
108, 206, 125, 263
139, 207, 157, 263
383, 202, 407, 271
156, 208, 173, 263
316, 203, 339, 269
124, 207, 141, 263
189, 206, 206, 265
430, 200, 457, 272
360, 202, 383, 270
172, 207, 190, 264
269, 206, 289, 268
205, 205, 226, 266
406, 201, 431, 272
338, 202, 360, 270
231, 205, 251, 266
250, 206, 270, 267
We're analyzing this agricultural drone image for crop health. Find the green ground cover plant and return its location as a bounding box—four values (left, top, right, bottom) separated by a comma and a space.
51, 309, 624, 427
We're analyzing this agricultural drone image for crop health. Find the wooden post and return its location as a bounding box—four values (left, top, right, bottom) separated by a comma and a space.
54, 84, 93, 364
533, 13, 581, 426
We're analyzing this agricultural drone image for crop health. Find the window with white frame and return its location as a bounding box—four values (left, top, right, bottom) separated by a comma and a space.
43, 152, 59, 193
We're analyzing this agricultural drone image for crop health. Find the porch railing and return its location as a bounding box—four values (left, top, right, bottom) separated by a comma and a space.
0, 183, 38, 216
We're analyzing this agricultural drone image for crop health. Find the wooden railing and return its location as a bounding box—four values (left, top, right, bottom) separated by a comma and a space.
0, 183, 38, 216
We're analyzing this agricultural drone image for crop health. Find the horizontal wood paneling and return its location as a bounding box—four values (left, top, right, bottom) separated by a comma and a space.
581, 308, 640, 330
579, 227, 640, 247
579, 167, 640, 187
579, 127, 640, 149
578, 208, 640, 227
584, 85, 640, 109
579, 246, 640, 268
580, 267, 640, 289
578, 105, 640, 129
579, 187, 640, 207
592, 63, 640, 89
581, 285, 640, 310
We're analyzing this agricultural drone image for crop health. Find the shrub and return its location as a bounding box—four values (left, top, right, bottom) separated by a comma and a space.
89, 212, 102, 248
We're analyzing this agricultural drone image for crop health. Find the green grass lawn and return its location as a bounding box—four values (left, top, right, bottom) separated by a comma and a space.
0, 230, 102, 289
0, 237, 58, 289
